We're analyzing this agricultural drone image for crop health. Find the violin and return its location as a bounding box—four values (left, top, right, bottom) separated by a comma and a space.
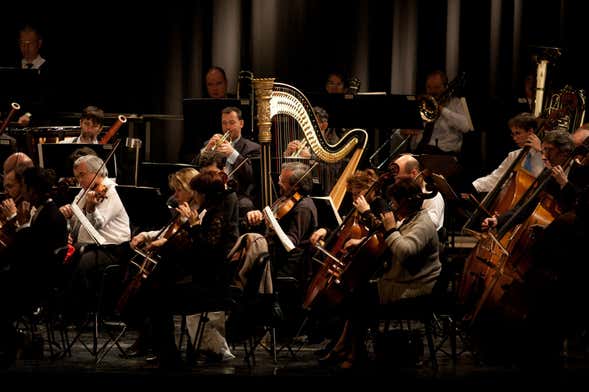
271, 191, 303, 220
91, 182, 109, 203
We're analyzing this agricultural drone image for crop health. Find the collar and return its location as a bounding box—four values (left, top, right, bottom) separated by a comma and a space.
21, 55, 45, 69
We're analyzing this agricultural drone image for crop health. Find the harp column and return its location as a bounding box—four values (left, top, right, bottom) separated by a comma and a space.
253, 77, 275, 207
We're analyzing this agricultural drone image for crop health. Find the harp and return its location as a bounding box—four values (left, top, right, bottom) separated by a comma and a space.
254, 78, 368, 208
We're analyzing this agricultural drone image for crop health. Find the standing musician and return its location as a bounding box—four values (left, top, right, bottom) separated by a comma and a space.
0, 167, 68, 367
320, 177, 441, 370
472, 113, 544, 195
59, 106, 104, 144
59, 154, 131, 315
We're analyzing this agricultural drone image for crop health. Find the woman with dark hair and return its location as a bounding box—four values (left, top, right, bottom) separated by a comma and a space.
146, 170, 239, 368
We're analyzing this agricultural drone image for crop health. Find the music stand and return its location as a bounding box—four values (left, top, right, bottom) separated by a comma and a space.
116, 185, 170, 232
303, 92, 423, 129
430, 172, 460, 248
38, 143, 118, 179
139, 162, 198, 196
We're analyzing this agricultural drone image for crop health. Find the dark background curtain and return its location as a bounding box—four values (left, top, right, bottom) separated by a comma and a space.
0, 0, 586, 169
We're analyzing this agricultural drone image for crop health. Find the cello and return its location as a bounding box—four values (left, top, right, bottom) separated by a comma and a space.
302, 169, 397, 310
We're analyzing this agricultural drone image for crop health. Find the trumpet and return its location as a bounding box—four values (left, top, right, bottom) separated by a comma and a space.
209, 130, 232, 151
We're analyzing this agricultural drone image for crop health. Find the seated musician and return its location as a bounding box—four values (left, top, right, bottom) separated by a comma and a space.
142, 171, 239, 368
320, 177, 441, 369
393, 154, 445, 231
246, 162, 318, 334
197, 150, 253, 234
59, 105, 104, 144
246, 161, 318, 284
1, 156, 35, 233
0, 167, 68, 367
482, 130, 583, 231
471, 112, 544, 195
59, 154, 131, 315
2, 152, 34, 175
284, 106, 343, 196
194, 106, 260, 202
125, 167, 199, 360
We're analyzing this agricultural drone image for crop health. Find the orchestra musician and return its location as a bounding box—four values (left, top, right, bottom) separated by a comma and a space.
3, 152, 34, 175
246, 162, 318, 333
472, 113, 544, 195
123, 167, 199, 360
0, 167, 68, 367
476, 131, 589, 369
140, 170, 239, 369
59, 106, 104, 144
59, 154, 131, 316
194, 107, 260, 202
1, 157, 35, 231
319, 177, 441, 370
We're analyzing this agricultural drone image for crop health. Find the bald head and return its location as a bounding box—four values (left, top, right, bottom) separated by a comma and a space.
394, 154, 420, 175
3, 152, 33, 175
572, 128, 589, 147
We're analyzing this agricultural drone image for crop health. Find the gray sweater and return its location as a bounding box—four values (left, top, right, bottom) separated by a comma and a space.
377, 209, 441, 304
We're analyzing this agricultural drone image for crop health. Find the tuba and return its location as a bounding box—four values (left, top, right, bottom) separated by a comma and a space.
253, 79, 368, 208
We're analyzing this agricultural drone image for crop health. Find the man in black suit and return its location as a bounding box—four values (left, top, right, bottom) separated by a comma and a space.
199, 106, 260, 203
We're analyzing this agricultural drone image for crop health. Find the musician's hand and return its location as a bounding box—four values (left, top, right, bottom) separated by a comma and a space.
0, 198, 17, 220
525, 133, 542, 152
146, 238, 167, 250
85, 191, 99, 213
551, 165, 568, 187
176, 202, 193, 219
131, 232, 147, 248
481, 216, 498, 231
344, 237, 363, 250
381, 211, 397, 231
353, 195, 370, 214
215, 142, 235, 157
285, 140, 301, 156
207, 133, 223, 149
247, 210, 264, 226
60, 204, 73, 219
17, 113, 31, 126
310, 228, 327, 247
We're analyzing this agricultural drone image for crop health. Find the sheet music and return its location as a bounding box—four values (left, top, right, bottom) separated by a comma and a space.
263, 206, 295, 252
71, 203, 106, 245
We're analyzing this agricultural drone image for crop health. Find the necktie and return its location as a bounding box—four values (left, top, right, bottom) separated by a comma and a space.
26, 63, 33, 69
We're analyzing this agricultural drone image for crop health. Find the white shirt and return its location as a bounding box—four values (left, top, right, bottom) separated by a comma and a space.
59, 136, 98, 144
21, 55, 45, 71
472, 148, 544, 193
423, 191, 445, 231
410, 97, 471, 153
70, 177, 130, 245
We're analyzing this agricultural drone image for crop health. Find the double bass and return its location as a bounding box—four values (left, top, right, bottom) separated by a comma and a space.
461, 138, 589, 325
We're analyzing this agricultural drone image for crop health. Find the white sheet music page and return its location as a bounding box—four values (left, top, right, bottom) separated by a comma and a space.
262, 206, 295, 252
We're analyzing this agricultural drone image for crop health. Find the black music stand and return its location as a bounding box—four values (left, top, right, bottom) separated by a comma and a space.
116, 185, 170, 233
38, 143, 118, 179
303, 92, 424, 129
139, 162, 198, 196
